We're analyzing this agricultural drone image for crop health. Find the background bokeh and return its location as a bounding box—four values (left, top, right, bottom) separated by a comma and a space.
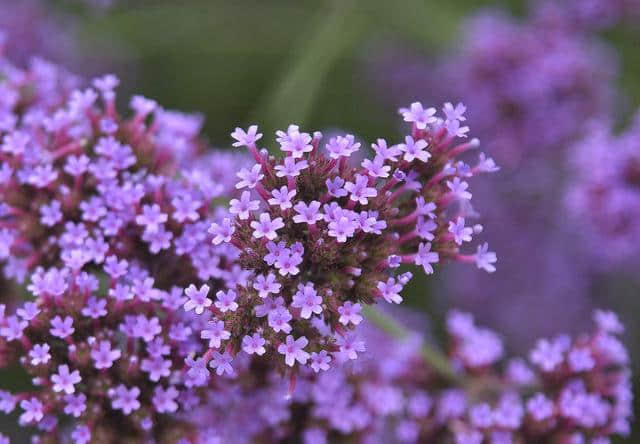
1, 0, 639, 441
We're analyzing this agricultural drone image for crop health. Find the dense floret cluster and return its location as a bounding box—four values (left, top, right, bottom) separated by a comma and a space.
199, 103, 498, 376
0, 58, 248, 440
184, 309, 631, 444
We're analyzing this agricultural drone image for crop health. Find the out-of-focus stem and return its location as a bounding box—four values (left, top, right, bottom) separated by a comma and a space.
362, 305, 464, 384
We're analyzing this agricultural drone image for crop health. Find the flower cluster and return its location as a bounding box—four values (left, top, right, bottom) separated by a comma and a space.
198, 104, 498, 376
0, 0, 78, 66
194, 308, 631, 444
534, 0, 640, 31
371, 4, 620, 347
566, 113, 640, 267
373, 9, 615, 170
0, 56, 225, 285
0, 57, 247, 440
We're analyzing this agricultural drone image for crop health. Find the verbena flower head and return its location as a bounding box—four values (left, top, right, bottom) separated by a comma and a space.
0, 56, 246, 440
193, 308, 631, 443
198, 103, 497, 375
373, 9, 616, 170
566, 113, 640, 267
0, 1, 78, 66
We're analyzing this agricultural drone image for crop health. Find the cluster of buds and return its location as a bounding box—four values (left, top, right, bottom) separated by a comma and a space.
194, 308, 631, 444
199, 102, 497, 378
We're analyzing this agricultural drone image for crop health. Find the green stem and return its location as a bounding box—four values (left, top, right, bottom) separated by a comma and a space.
362, 305, 464, 384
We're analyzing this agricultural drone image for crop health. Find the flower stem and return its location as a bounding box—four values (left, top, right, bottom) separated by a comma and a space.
362, 305, 464, 384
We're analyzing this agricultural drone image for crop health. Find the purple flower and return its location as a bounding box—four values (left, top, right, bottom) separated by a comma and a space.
209, 218, 236, 245
231, 125, 263, 148
344, 174, 377, 205
29, 343, 51, 365
152, 386, 179, 413
91, 340, 121, 369
278, 335, 310, 367
253, 273, 281, 298
474, 243, 497, 273
236, 164, 264, 189
184, 283, 212, 315
209, 351, 234, 376
291, 283, 323, 319
250, 213, 284, 240
309, 350, 332, 372
64, 393, 86, 417
414, 242, 439, 274
201, 320, 230, 348
110, 385, 141, 415
269, 186, 297, 210
377, 277, 404, 304
71, 425, 91, 444
530, 338, 566, 372
215, 289, 238, 313
337, 301, 363, 326
242, 333, 267, 355
136, 203, 168, 233
402, 102, 437, 129
399, 136, 430, 163
325, 134, 360, 159
50, 315, 74, 338
51, 364, 81, 395
19, 397, 44, 424
230, 191, 260, 220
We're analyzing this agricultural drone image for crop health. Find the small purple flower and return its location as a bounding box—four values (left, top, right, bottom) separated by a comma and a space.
209, 218, 235, 245
209, 351, 234, 376
230, 191, 260, 220
402, 102, 437, 129
51, 364, 81, 395
399, 136, 430, 163
337, 301, 363, 326
291, 283, 322, 319
152, 386, 179, 413
326, 176, 348, 198
278, 335, 310, 367
448, 217, 473, 245
71, 425, 91, 444
250, 213, 284, 240
91, 340, 121, 370
242, 333, 266, 355
268, 185, 297, 210
110, 385, 141, 415
29, 343, 51, 366
414, 242, 439, 274
377, 277, 403, 304
215, 289, 238, 313
344, 174, 377, 205
50, 315, 74, 339
530, 338, 566, 372
236, 164, 264, 189
183, 284, 211, 315
64, 393, 86, 418
200, 320, 230, 348
253, 273, 281, 298
20, 397, 44, 424
309, 350, 332, 372
135, 203, 168, 233
474, 243, 497, 273
231, 125, 262, 148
